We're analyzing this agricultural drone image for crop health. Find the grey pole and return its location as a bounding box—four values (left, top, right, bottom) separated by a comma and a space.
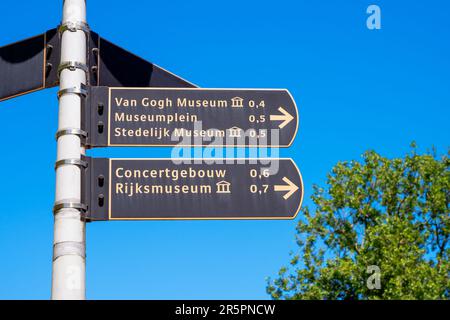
51, 0, 88, 300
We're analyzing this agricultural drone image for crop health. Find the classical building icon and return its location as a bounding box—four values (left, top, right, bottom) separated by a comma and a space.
231, 96, 244, 108
216, 180, 231, 194
228, 126, 242, 138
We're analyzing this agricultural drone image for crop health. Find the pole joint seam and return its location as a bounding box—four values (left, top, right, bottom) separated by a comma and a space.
53, 241, 86, 261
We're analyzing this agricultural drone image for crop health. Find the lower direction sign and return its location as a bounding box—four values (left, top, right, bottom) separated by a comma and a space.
83, 158, 303, 220
83, 87, 299, 147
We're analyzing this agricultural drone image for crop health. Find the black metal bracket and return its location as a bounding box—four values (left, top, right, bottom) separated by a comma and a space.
45, 29, 61, 89
81, 156, 109, 221
81, 86, 109, 148
87, 31, 100, 87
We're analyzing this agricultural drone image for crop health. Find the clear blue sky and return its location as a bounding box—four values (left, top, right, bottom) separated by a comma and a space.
0, 0, 449, 299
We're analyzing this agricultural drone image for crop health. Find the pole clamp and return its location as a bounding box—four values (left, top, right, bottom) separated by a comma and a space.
53, 201, 88, 214
58, 21, 90, 35
55, 158, 89, 170
57, 61, 89, 77
57, 84, 88, 99
55, 128, 88, 141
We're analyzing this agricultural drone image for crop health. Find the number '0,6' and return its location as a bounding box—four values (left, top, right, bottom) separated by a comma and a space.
249, 169, 270, 178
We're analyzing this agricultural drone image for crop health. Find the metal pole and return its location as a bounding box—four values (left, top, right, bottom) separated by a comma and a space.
51, 0, 88, 300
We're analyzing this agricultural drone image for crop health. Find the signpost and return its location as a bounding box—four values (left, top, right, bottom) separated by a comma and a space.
0, 0, 304, 300
82, 158, 303, 220
84, 87, 298, 147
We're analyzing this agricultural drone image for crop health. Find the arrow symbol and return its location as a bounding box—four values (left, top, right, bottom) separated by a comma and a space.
270, 107, 294, 129
274, 177, 299, 200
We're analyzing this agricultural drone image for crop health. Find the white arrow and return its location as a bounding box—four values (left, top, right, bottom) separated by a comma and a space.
270, 107, 294, 129
274, 177, 299, 200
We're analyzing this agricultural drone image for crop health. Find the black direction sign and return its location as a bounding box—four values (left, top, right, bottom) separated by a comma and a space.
84, 87, 299, 147
83, 158, 303, 220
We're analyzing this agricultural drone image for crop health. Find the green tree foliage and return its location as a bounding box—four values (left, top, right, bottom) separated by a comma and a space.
267, 147, 449, 299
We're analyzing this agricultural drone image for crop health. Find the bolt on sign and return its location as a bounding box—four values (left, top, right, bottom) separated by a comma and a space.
81, 158, 303, 221
83, 87, 299, 148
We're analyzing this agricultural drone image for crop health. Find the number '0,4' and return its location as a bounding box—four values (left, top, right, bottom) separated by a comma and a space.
248, 100, 265, 108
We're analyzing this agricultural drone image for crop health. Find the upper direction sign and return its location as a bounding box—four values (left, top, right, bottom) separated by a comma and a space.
83, 87, 299, 147
82, 158, 303, 221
